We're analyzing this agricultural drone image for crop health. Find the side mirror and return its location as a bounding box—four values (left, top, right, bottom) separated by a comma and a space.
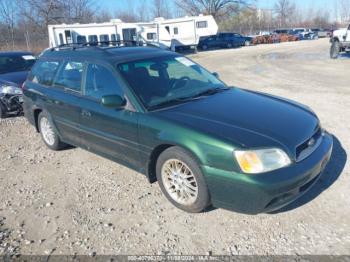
212, 72, 220, 78
101, 95, 126, 109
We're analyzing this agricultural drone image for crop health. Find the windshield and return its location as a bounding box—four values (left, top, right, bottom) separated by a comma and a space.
117, 55, 226, 110
0, 54, 36, 74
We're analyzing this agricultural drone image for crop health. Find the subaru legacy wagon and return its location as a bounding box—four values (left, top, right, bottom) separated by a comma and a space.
23, 45, 333, 214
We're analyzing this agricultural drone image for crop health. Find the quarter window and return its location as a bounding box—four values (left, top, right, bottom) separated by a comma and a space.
53, 61, 83, 92
85, 64, 123, 100
196, 21, 208, 28
28, 61, 60, 86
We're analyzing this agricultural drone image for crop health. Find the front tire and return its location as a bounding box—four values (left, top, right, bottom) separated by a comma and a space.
156, 147, 211, 213
330, 41, 340, 59
38, 112, 67, 150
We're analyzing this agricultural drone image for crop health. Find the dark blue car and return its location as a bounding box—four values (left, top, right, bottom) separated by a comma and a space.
0, 51, 36, 118
198, 33, 252, 50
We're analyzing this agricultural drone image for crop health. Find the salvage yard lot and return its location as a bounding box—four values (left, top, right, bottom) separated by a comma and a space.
0, 39, 349, 255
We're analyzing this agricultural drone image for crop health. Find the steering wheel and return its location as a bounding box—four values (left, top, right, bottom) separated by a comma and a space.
170, 76, 190, 90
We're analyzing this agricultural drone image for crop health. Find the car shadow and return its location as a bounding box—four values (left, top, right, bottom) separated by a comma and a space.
271, 135, 347, 214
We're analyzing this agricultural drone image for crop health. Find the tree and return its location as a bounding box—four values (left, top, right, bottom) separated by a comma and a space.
0, 0, 17, 48
274, 0, 296, 28
175, 0, 251, 20
152, 0, 171, 18
339, 0, 350, 24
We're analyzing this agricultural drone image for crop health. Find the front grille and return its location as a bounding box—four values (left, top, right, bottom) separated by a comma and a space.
296, 126, 322, 162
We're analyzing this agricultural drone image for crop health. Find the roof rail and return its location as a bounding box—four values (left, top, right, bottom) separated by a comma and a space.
50, 40, 146, 52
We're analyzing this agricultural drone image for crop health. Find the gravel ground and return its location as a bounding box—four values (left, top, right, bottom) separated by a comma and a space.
0, 39, 349, 256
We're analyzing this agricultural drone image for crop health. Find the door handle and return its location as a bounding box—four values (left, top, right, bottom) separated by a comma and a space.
81, 110, 91, 118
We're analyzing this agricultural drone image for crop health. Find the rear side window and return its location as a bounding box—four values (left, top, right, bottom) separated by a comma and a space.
28, 60, 60, 86
85, 64, 123, 100
174, 27, 178, 35
53, 61, 83, 92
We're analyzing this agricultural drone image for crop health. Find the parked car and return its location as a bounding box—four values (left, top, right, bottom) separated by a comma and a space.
311, 28, 328, 38
0, 51, 36, 118
292, 28, 317, 40
198, 33, 252, 50
330, 24, 350, 59
23, 44, 333, 214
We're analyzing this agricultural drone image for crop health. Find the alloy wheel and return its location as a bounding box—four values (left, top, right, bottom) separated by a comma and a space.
161, 159, 198, 206
40, 117, 55, 146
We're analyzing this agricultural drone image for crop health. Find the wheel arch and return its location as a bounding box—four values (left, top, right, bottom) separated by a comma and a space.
33, 108, 43, 132
146, 142, 205, 184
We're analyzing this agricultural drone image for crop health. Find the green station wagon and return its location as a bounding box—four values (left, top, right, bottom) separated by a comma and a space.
23, 45, 333, 214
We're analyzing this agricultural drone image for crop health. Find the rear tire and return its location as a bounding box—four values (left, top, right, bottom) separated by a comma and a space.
156, 146, 211, 213
330, 41, 340, 59
38, 112, 67, 151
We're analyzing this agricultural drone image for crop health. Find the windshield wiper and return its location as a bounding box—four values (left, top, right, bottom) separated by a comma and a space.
189, 87, 229, 99
148, 87, 229, 111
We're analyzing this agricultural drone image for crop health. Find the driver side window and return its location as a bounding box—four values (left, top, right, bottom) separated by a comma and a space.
85, 64, 123, 100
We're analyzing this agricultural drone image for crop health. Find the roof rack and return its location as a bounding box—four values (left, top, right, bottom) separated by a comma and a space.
50, 40, 147, 52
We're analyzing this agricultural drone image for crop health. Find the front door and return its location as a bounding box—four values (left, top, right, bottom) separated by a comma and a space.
78, 62, 140, 169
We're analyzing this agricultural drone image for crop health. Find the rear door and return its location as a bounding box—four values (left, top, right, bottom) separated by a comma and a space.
78, 62, 140, 168
49, 60, 85, 146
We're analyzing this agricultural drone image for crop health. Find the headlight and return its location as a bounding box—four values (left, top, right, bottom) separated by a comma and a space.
0, 84, 23, 95
234, 148, 291, 174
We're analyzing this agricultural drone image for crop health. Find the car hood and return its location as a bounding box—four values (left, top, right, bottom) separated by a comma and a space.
154, 88, 319, 160
0, 71, 28, 86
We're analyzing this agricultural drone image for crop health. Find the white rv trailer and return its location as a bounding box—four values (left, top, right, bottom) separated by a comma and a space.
48, 15, 218, 50
137, 15, 218, 50
48, 19, 141, 48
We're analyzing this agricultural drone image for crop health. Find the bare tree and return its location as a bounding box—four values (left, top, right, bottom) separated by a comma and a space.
274, 0, 296, 28
339, 0, 350, 24
152, 0, 171, 18
137, 0, 150, 21
0, 0, 17, 48
175, 0, 250, 20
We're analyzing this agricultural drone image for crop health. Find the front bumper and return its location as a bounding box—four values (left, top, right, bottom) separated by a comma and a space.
203, 133, 333, 214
